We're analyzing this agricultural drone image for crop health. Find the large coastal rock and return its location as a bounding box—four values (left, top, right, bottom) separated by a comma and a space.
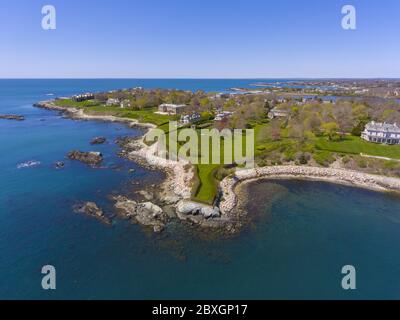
114, 196, 167, 233
73, 202, 111, 225
68, 151, 103, 166
175, 200, 232, 231
0, 114, 25, 121
176, 200, 221, 219
136, 190, 154, 201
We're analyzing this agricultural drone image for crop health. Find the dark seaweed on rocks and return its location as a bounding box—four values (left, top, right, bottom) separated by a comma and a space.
0, 114, 25, 121
68, 150, 103, 166
73, 202, 111, 225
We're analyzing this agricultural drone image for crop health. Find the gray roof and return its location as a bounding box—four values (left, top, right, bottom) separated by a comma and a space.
159, 104, 187, 109
365, 122, 400, 133
270, 107, 289, 114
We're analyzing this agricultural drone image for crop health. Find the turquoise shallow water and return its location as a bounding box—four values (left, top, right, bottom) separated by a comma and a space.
1, 79, 400, 300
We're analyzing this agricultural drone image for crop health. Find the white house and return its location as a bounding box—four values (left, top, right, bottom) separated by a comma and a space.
106, 98, 120, 106
214, 111, 233, 122
268, 107, 289, 119
180, 113, 201, 125
72, 93, 94, 102
120, 99, 131, 108
361, 122, 400, 145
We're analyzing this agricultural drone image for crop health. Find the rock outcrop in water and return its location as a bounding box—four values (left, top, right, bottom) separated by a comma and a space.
0, 114, 25, 121
114, 196, 167, 233
90, 137, 107, 145
68, 151, 103, 166
54, 161, 65, 169
73, 202, 111, 225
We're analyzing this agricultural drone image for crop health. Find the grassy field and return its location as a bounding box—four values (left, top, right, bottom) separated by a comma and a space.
86, 106, 175, 126
56, 99, 175, 126
316, 135, 400, 160
55, 99, 100, 108
193, 164, 220, 204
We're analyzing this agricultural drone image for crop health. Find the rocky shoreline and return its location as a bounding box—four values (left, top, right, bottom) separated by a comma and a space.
219, 166, 400, 215
117, 135, 239, 232
34, 101, 156, 129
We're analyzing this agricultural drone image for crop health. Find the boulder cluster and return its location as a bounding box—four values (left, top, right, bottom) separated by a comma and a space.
68, 151, 103, 166
114, 196, 167, 233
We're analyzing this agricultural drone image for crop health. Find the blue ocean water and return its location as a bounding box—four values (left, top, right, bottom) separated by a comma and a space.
1, 79, 400, 300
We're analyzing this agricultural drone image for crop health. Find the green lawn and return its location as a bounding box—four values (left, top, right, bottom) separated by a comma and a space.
316, 135, 400, 160
56, 99, 176, 126
122, 109, 175, 126
86, 106, 175, 126
55, 99, 100, 108
193, 164, 220, 204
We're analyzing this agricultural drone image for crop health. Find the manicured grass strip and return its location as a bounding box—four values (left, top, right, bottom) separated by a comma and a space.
316, 136, 400, 160
193, 164, 221, 204
55, 99, 100, 108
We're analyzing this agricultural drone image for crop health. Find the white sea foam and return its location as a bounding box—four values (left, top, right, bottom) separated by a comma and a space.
17, 160, 41, 169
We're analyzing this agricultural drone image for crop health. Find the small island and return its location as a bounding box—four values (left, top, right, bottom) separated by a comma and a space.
34, 82, 400, 233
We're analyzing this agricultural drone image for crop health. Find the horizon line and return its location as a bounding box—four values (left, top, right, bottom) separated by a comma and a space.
1, 77, 400, 80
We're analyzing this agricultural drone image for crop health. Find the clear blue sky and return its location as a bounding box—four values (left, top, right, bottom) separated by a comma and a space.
1, 0, 399, 78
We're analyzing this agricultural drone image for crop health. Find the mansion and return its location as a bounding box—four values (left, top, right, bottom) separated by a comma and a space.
361, 122, 400, 145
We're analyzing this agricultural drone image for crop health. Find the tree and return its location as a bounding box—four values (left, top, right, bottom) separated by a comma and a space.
94, 93, 108, 103
333, 102, 354, 136
321, 122, 340, 141
304, 112, 322, 136
200, 98, 210, 108
270, 122, 282, 141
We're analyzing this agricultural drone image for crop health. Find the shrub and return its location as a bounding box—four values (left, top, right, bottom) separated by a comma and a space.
357, 158, 368, 168
215, 167, 235, 181
342, 155, 351, 164
283, 150, 296, 162
313, 151, 335, 167
297, 152, 310, 165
